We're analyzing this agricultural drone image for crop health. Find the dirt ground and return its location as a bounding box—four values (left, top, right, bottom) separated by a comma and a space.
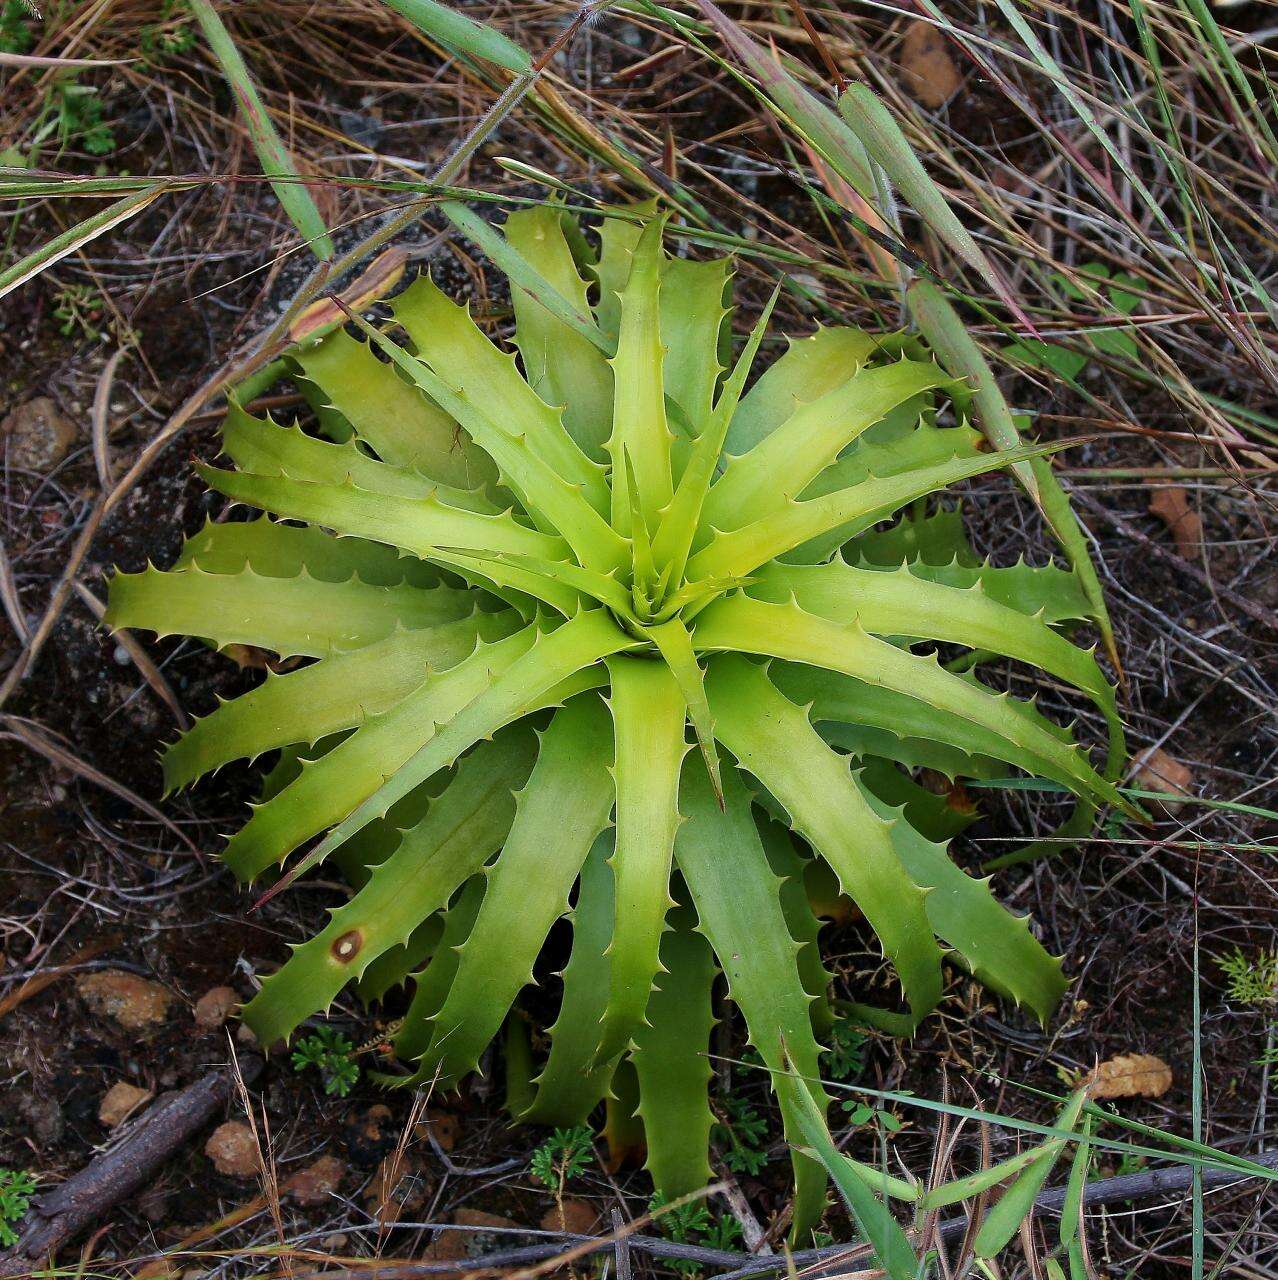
1, 2, 1276, 1276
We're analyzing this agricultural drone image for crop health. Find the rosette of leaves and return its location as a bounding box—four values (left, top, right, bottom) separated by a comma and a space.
107, 207, 1133, 1234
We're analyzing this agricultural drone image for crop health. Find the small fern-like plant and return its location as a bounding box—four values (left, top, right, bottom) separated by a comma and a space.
107, 207, 1133, 1235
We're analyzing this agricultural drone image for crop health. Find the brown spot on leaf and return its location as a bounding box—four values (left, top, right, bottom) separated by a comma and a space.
332, 930, 363, 963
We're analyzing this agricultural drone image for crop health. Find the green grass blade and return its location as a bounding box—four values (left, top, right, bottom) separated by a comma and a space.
379, 0, 531, 73
187, 0, 333, 258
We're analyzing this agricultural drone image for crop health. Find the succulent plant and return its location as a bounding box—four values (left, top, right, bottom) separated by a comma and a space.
107, 207, 1131, 1233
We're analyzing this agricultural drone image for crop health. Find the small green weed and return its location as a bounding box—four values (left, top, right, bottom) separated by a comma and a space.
822, 1020, 868, 1081
1220, 948, 1278, 1006
0, 1169, 36, 1248
51, 282, 107, 341
53, 77, 116, 156
141, 0, 196, 63
712, 1094, 769, 1176
529, 1125, 594, 1192
291, 1025, 359, 1097
0, 0, 33, 54
842, 1100, 903, 1134
1006, 263, 1141, 382
1091, 1150, 1147, 1179
649, 1191, 741, 1276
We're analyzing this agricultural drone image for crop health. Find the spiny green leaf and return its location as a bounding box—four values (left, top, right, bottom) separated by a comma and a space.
106, 563, 476, 659
686, 438, 1069, 584
675, 762, 830, 1242
631, 898, 718, 1198
416, 694, 614, 1083
704, 655, 943, 1029
175, 515, 439, 588
523, 833, 620, 1124
606, 217, 673, 533
696, 596, 1136, 818
291, 327, 498, 491
505, 205, 614, 461
596, 656, 688, 1063
704, 360, 956, 530
162, 614, 519, 792
241, 727, 537, 1046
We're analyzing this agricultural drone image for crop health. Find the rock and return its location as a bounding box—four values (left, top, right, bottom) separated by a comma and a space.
899, 19, 963, 109
16, 1090, 64, 1147
284, 1154, 345, 1206
1133, 747, 1194, 811
193, 986, 238, 1030
363, 1152, 427, 1226
98, 1081, 152, 1127
416, 1107, 461, 1152
204, 1120, 260, 1178
540, 1199, 600, 1234
425, 1209, 524, 1270
1, 396, 78, 471
77, 970, 173, 1032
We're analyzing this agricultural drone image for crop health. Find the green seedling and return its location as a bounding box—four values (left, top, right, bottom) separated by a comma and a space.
291, 1025, 360, 1097
529, 1125, 594, 1192
0, 1169, 35, 1248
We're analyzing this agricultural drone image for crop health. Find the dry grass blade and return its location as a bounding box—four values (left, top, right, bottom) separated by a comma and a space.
72, 581, 189, 730
0, 186, 166, 303
0, 536, 28, 644
0, 714, 199, 852
187, 0, 334, 260
91, 347, 125, 490
0, 51, 130, 68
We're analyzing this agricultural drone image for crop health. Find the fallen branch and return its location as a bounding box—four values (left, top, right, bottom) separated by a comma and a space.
0, 1055, 264, 1278
274, 1147, 1278, 1280
1072, 488, 1278, 636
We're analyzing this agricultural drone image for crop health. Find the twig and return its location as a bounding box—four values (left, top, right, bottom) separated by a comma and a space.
0, 713, 200, 852
0, 1056, 265, 1276
0, 936, 116, 1021
1071, 488, 1278, 635
275, 1149, 1278, 1280
610, 1208, 631, 1280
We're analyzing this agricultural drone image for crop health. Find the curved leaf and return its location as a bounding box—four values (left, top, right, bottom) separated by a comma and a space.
631, 898, 718, 1198
418, 694, 615, 1082
163, 611, 519, 791
106, 563, 476, 659
703, 655, 944, 1029
523, 832, 620, 1124
675, 761, 829, 1241
241, 727, 537, 1046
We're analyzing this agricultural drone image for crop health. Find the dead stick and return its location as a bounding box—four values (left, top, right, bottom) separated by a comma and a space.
277, 1149, 1278, 1280
0, 1056, 264, 1277
1071, 489, 1278, 635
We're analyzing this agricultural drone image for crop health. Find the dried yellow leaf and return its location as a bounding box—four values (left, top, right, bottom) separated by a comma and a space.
1088, 1053, 1173, 1099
